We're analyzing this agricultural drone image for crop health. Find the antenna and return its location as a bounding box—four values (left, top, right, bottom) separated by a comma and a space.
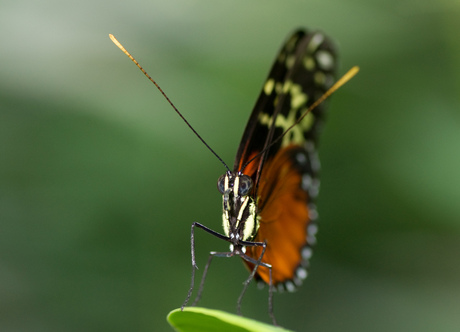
241, 66, 360, 172
109, 34, 231, 172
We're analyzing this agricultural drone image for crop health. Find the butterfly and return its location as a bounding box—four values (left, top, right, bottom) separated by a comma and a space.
109, 29, 357, 325
181, 29, 337, 324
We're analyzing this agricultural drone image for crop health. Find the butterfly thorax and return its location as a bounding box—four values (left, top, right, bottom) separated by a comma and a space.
217, 172, 259, 247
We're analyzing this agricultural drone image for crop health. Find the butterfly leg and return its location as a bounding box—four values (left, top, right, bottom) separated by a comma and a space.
237, 242, 267, 315
267, 265, 276, 325
192, 250, 235, 306
182, 222, 231, 310
191, 253, 213, 306
238, 241, 277, 325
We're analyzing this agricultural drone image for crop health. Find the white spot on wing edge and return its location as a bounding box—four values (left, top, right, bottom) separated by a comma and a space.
307, 33, 325, 52
316, 50, 334, 70
296, 267, 308, 280
295, 152, 307, 165
308, 207, 318, 220
302, 246, 313, 260
307, 233, 317, 246
309, 178, 320, 198
286, 281, 296, 292
301, 174, 312, 191
308, 223, 318, 237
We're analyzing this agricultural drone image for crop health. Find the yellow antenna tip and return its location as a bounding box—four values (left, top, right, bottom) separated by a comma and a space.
109, 34, 125, 52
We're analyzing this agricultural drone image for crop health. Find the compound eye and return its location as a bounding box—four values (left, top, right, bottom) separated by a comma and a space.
238, 175, 253, 196
217, 174, 227, 194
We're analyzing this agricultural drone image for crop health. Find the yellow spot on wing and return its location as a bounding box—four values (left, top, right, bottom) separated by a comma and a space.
290, 85, 307, 109
282, 80, 292, 93
259, 80, 313, 146
314, 71, 326, 85
264, 79, 275, 95
292, 93, 307, 109
286, 55, 296, 69
304, 56, 315, 70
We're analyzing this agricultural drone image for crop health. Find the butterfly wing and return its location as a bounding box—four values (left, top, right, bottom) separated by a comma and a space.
235, 29, 337, 290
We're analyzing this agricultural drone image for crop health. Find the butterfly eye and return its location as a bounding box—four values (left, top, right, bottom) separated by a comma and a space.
238, 175, 253, 196
217, 174, 227, 194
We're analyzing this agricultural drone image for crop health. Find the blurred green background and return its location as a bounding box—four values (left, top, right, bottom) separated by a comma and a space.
1, 0, 459, 331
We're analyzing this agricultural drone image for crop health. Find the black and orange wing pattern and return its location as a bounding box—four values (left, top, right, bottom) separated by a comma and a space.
110, 29, 341, 323
236, 30, 337, 291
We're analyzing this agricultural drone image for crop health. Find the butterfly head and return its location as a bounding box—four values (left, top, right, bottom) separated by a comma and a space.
217, 172, 259, 246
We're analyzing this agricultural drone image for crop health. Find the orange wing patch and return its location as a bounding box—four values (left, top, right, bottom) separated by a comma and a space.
238, 151, 260, 181
245, 145, 311, 285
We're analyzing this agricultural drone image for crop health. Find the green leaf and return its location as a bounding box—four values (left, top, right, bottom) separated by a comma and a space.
167, 307, 295, 332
